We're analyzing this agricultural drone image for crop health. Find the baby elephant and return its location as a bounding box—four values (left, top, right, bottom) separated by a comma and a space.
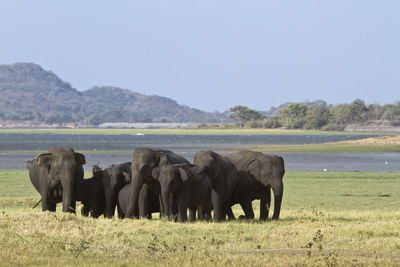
75, 165, 105, 218
117, 181, 161, 219
152, 163, 212, 222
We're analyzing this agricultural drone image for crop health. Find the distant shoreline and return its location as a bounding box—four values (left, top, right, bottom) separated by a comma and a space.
0, 127, 385, 136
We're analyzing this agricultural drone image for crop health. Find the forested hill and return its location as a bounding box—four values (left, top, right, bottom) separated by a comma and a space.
0, 63, 228, 125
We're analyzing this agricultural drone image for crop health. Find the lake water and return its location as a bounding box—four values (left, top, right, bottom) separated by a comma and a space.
0, 133, 399, 172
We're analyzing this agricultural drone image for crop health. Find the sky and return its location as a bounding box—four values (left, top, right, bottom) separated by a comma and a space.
1, 1, 399, 112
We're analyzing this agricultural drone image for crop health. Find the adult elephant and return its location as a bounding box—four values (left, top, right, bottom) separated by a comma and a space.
124, 148, 189, 218
193, 150, 238, 222
152, 163, 212, 222
227, 150, 285, 220
26, 147, 86, 213
98, 162, 131, 218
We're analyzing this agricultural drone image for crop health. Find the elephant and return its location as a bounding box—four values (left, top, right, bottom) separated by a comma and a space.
75, 165, 105, 218
227, 170, 269, 220
125, 148, 189, 218
227, 150, 285, 220
193, 150, 238, 222
26, 147, 86, 213
98, 162, 132, 218
152, 163, 212, 222
117, 181, 161, 219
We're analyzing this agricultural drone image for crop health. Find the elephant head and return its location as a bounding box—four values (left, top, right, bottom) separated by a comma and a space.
100, 162, 131, 218
37, 147, 86, 213
192, 150, 222, 183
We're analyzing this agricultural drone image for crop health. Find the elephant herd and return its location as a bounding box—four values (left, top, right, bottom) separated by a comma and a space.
26, 147, 285, 222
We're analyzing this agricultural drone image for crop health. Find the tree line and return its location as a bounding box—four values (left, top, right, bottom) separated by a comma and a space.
229, 99, 400, 130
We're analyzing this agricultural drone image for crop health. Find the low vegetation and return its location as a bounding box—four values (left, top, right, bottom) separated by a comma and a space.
230, 100, 400, 131
1, 170, 400, 266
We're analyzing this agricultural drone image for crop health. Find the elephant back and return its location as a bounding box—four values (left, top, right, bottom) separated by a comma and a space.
159, 149, 190, 165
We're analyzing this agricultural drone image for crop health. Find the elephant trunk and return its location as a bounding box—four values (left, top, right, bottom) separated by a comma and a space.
61, 170, 75, 213
125, 169, 143, 218
104, 188, 116, 218
161, 188, 172, 220
211, 189, 223, 222
271, 180, 283, 220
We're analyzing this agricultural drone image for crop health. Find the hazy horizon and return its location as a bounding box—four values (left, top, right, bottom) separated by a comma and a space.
1, 1, 399, 112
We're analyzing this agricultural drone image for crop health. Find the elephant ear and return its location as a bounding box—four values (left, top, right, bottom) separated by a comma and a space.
122, 171, 131, 183
37, 153, 52, 171
247, 159, 261, 178
75, 153, 86, 166
157, 152, 168, 166
211, 152, 222, 178
178, 168, 189, 183
152, 167, 161, 180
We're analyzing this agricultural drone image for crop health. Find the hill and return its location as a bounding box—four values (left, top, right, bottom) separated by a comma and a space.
0, 63, 229, 125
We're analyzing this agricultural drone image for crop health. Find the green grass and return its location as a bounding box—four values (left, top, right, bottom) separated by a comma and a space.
238, 143, 400, 153
0, 128, 384, 136
1, 170, 400, 266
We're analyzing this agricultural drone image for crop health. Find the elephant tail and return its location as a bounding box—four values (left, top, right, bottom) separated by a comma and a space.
32, 199, 41, 209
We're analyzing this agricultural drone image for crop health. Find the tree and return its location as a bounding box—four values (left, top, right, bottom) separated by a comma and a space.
85, 114, 102, 126
303, 103, 330, 129
382, 103, 400, 124
229, 105, 263, 127
278, 103, 308, 129
347, 99, 369, 122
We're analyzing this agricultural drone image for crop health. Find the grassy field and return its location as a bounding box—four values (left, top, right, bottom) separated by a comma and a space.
0, 128, 384, 136
1, 170, 400, 266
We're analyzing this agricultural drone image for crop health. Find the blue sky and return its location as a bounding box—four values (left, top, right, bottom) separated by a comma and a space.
1, 1, 399, 112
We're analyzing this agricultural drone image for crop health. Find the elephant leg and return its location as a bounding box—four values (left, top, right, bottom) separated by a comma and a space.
240, 201, 255, 219
117, 204, 124, 219
260, 194, 268, 221
139, 184, 150, 219
189, 207, 196, 222
204, 206, 212, 221
81, 202, 90, 217
71, 200, 76, 213
177, 201, 188, 222
211, 189, 223, 222
91, 197, 103, 218
48, 201, 56, 212
170, 194, 178, 221
226, 206, 236, 220
265, 186, 271, 220
197, 206, 205, 221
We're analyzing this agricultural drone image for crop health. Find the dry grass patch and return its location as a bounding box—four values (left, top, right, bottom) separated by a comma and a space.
333, 135, 400, 145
